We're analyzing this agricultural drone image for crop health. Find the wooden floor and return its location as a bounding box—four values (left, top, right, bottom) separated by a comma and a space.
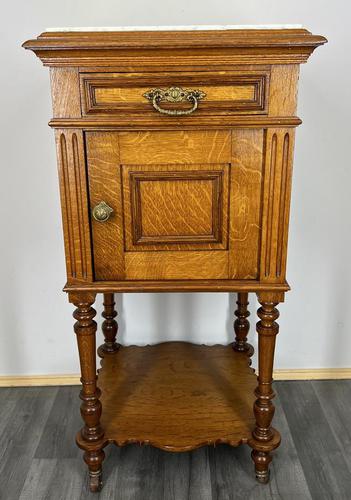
1, 381, 351, 500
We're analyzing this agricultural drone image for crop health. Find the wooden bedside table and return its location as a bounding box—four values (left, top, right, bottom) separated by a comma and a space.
23, 26, 326, 492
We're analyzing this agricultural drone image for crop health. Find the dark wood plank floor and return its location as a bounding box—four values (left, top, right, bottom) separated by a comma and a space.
1, 381, 350, 500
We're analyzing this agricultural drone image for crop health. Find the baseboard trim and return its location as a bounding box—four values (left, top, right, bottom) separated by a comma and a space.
0, 374, 81, 387
273, 368, 351, 381
0, 368, 350, 387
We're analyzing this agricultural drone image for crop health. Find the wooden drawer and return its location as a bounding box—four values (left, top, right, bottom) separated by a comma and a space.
80, 71, 269, 117
87, 129, 263, 281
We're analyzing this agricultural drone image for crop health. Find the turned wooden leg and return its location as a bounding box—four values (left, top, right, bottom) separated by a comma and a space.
233, 292, 252, 355
100, 293, 119, 354
69, 292, 105, 493
249, 292, 282, 484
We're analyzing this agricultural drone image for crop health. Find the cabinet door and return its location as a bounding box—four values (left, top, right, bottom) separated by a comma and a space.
87, 130, 263, 281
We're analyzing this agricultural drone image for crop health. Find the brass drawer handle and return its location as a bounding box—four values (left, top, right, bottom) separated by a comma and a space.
143, 86, 206, 116
92, 201, 113, 222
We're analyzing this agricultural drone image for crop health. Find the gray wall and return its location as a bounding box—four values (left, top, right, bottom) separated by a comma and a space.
1, 0, 350, 375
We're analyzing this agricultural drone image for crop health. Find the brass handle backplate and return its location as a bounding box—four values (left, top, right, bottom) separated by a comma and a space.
143, 86, 206, 116
92, 201, 113, 222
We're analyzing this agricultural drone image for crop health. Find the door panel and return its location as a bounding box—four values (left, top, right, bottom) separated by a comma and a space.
86, 132, 125, 280
122, 164, 229, 252
86, 129, 263, 281
124, 251, 228, 280
118, 130, 231, 164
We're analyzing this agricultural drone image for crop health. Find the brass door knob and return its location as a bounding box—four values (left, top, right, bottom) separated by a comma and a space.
92, 201, 113, 222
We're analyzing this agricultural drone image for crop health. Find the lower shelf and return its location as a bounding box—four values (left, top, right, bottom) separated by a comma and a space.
98, 342, 256, 452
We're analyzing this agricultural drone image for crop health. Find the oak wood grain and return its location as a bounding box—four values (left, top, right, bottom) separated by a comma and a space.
118, 130, 231, 164
23, 28, 327, 67
260, 129, 295, 282
55, 130, 92, 282
50, 68, 81, 118
86, 132, 125, 280
122, 163, 229, 252
268, 65, 300, 117
64, 279, 290, 293
80, 70, 268, 116
124, 251, 228, 280
96, 84, 255, 103
49, 116, 302, 130
98, 342, 256, 452
230, 129, 263, 279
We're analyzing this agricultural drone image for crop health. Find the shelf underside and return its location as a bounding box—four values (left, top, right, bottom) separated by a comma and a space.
98, 342, 257, 452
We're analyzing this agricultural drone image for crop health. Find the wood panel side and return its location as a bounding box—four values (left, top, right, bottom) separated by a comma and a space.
86, 132, 125, 280
118, 130, 231, 164
229, 129, 264, 279
268, 65, 300, 117
50, 68, 81, 118
260, 129, 295, 282
124, 251, 228, 280
55, 130, 92, 282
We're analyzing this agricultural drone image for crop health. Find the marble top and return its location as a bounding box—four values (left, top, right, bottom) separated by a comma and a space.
45, 24, 304, 33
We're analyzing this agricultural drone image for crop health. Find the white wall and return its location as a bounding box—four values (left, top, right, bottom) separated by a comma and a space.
1, 0, 350, 376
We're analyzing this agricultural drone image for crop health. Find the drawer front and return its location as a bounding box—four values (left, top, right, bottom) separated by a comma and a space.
81, 71, 269, 117
86, 129, 263, 281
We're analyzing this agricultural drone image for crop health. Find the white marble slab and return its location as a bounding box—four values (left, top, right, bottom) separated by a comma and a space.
46, 24, 303, 32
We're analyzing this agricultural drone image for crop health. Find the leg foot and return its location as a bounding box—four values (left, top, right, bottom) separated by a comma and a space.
251, 450, 271, 484
84, 449, 105, 492
89, 471, 102, 493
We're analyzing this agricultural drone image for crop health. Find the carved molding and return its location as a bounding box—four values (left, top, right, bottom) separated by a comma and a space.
276, 133, 290, 278
56, 130, 92, 282
264, 132, 278, 279
49, 116, 302, 130
260, 129, 294, 282
125, 167, 227, 250
64, 280, 290, 294
23, 29, 327, 67
59, 133, 75, 278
